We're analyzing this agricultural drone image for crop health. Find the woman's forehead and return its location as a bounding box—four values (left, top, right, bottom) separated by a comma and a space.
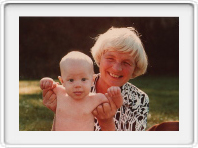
103, 51, 135, 60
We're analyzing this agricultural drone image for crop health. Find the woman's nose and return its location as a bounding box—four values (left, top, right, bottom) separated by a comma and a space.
113, 62, 122, 71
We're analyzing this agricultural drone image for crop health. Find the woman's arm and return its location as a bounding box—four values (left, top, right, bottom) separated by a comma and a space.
92, 93, 117, 131
137, 94, 149, 131
131, 93, 149, 131
40, 77, 58, 113
42, 89, 57, 113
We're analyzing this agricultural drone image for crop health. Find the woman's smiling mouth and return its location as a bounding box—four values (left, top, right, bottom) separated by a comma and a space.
109, 72, 123, 78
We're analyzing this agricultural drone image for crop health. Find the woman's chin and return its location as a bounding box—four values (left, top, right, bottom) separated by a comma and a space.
106, 75, 124, 86
107, 79, 124, 87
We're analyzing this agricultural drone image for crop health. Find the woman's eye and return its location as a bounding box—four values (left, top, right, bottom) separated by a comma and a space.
107, 58, 114, 61
124, 62, 131, 66
82, 78, 86, 81
69, 79, 74, 82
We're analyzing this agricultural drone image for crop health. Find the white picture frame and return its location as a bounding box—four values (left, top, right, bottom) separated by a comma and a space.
0, 1, 197, 148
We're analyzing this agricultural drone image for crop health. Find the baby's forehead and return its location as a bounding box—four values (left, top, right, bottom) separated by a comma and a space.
62, 58, 92, 66
61, 59, 93, 72
66, 70, 91, 76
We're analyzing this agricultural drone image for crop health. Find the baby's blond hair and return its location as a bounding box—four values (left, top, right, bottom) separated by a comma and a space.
60, 51, 94, 75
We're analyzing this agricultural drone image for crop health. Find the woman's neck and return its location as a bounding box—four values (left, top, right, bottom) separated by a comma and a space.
95, 76, 109, 94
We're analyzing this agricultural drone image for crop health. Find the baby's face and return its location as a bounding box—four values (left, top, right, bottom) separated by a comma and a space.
61, 61, 93, 100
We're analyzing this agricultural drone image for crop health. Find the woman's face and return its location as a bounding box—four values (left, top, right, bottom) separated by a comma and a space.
99, 51, 136, 87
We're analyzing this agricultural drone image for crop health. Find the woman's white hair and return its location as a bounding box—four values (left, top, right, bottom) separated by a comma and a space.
91, 27, 148, 78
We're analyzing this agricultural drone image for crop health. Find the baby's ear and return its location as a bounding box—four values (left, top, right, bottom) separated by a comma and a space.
58, 76, 63, 84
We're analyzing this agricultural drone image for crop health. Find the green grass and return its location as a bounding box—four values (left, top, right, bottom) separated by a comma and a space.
19, 76, 179, 131
19, 81, 54, 131
130, 76, 179, 129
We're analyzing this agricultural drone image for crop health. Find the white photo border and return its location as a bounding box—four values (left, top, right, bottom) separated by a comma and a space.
1, 1, 198, 148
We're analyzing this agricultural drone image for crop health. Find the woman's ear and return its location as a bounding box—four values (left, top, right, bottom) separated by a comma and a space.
58, 76, 64, 84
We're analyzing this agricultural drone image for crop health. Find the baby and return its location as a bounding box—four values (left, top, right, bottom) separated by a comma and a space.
40, 51, 123, 131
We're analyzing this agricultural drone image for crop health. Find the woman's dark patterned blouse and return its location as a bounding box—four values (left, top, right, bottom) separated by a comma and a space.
91, 74, 149, 131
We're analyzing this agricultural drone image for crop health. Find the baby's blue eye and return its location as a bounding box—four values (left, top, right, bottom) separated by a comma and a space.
82, 78, 86, 81
69, 79, 74, 82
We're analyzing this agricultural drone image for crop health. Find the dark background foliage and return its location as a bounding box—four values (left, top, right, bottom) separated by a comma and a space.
19, 17, 179, 80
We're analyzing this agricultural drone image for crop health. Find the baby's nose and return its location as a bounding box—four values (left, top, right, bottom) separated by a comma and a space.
74, 81, 81, 88
75, 85, 81, 88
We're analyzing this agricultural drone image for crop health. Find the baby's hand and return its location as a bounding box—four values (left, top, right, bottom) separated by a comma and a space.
107, 86, 123, 108
107, 86, 121, 97
40, 77, 57, 90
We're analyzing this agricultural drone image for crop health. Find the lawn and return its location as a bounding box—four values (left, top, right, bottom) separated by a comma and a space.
19, 76, 179, 131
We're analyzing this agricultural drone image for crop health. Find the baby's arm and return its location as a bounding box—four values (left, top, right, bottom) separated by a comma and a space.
90, 93, 109, 110
96, 93, 109, 105
107, 86, 123, 108
40, 77, 57, 90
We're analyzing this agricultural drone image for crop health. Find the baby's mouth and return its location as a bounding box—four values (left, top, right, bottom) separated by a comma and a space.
74, 91, 83, 96
109, 72, 123, 78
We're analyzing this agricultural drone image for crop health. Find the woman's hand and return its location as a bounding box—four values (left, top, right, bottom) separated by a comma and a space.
42, 88, 57, 113
92, 93, 117, 131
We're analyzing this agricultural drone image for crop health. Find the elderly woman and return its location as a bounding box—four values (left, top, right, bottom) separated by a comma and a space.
43, 27, 149, 131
